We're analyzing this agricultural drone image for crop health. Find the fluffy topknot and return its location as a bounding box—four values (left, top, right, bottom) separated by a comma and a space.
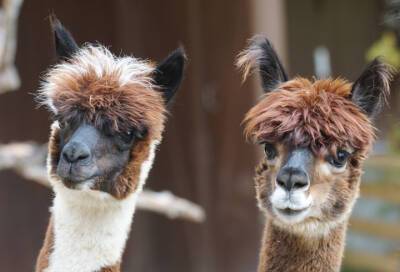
38, 45, 166, 139
243, 78, 376, 155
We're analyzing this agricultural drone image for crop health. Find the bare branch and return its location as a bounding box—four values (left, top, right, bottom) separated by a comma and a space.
138, 190, 205, 222
0, 142, 206, 223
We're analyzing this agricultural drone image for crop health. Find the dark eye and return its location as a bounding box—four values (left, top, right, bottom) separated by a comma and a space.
264, 143, 277, 160
119, 130, 135, 143
328, 149, 350, 168
58, 120, 67, 129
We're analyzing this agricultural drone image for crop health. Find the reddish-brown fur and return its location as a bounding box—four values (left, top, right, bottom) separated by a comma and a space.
46, 55, 166, 139
244, 78, 375, 156
35, 218, 54, 272
244, 78, 386, 271
244, 79, 377, 271
238, 35, 394, 272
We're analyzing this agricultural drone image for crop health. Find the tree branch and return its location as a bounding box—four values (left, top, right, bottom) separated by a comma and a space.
0, 142, 206, 223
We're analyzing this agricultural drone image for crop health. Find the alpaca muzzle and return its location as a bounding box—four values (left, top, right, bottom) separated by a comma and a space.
270, 148, 314, 223
276, 148, 312, 193
57, 125, 99, 184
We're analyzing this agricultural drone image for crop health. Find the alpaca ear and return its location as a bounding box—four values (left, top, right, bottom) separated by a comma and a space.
351, 58, 393, 117
237, 36, 288, 93
153, 47, 186, 104
49, 15, 79, 60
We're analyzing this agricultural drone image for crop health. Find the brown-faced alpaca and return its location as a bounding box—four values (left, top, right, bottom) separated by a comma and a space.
35, 18, 185, 272
237, 36, 393, 272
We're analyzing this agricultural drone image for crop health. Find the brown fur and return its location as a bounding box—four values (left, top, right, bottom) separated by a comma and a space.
100, 264, 121, 272
254, 145, 364, 228
36, 217, 54, 272
246, 79, 378, 271
42, 47, 166, 139
41, 46, 166, 199
259, 222, 346, 272
36, 45, 170, 270
243, 78, 375, 156
239, 35, 393, 272
253, 134, 366, 271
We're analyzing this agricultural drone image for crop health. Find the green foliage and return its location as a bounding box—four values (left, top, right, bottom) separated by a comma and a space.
387, 122, 400, 154
366, 31, 400, 68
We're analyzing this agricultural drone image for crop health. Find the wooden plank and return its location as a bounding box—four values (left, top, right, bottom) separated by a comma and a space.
349, 218, 400, 240
343, 250, 400, 272
366, 155, 400, 169
361, 183, 400, 204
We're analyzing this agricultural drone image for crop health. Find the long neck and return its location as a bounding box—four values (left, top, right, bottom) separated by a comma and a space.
36, 141, 158, 272
258, 221, 347, 272
40, 192, 138, 272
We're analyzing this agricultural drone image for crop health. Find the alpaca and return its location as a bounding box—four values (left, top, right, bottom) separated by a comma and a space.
237, 36, 393, 272
35, 17, 185, 272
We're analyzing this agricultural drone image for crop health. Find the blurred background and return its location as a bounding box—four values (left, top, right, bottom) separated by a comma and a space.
0, 0, 398, 271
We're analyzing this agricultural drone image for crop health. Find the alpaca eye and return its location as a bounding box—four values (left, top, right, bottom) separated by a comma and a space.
135, 127, 147, 140
328, 150, 350, 168
264, 143, 277, 160
119, 130, 135, 143
58, 121, 67, 129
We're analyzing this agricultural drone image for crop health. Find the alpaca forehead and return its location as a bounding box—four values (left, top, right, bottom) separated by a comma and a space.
39, 45, 159, 112
39, 45, 166, 135
244, 78, 375, 153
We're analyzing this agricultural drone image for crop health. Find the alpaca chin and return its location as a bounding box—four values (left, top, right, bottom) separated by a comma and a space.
74, 179, 96, 191
270, 186, 312, 224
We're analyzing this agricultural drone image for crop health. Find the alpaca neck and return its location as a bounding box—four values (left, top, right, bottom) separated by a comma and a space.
37, 141, 157, 272
46, 192, 138, 272
258, 221, 347, 272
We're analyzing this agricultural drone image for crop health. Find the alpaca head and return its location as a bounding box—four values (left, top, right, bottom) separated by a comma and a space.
237, 36, 393, 236
38, 17, 185, 199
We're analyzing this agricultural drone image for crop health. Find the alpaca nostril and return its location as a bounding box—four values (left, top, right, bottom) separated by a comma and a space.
293, 179, 308, 189
76, 153, 89, 161
276, 178, 286, 189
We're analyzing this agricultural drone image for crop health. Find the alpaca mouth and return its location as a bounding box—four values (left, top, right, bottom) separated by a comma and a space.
276, 207, 308, 216
61, 176, 97, 190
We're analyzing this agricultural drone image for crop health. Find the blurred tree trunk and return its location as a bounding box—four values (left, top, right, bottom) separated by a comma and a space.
0, 1, 260, 271
114, 1, 260, 271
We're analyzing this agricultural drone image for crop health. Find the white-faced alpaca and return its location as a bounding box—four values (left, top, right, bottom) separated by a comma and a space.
237, 36, 394, 272
35, 18, 185, 272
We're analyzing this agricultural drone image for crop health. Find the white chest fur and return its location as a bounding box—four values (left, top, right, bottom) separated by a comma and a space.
45, 141, 157, 272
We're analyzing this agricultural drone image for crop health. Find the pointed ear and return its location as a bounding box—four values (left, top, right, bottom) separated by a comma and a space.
236, 35, 288, 92
49, 15, 79, 60
153, 47, 186, 104
351, 58, 393, 117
